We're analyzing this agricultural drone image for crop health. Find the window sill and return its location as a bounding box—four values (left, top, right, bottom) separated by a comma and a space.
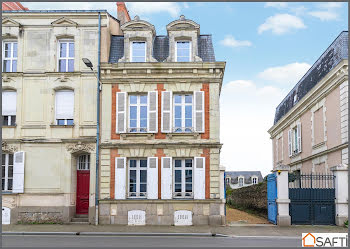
120, 133, 155, 139
289, 151, 301, 158
2, 125, 17, 128
2, 191, 14, 194
167, 133, 200, 139
50, 124, 75, 128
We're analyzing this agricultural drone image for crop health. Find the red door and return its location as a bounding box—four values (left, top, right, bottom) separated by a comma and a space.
76, 170, 90, 214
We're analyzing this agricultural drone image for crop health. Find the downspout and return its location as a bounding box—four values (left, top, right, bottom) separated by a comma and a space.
95, 12, 101, 226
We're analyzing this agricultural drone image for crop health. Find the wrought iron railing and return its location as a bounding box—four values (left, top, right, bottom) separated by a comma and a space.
128, 127, 147, 133
288, 173, 335, 189
173, 192, 193, 198
172, 127, 194, 133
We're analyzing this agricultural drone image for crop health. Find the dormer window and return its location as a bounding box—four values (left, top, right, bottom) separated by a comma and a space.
176, 41, 191, 62
131, 41, 146, 62
238, 177, 244, 187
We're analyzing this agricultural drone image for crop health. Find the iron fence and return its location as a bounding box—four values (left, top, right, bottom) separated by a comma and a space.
288, 173, 335, 189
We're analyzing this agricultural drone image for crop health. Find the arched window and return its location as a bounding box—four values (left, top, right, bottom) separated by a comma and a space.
55, 90, 74, 125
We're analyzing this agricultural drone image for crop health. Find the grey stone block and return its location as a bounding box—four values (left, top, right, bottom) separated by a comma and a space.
277, 215, 291, 226
99, 203, 110, 216
209, 215, 223, 226
193, 215, 209, 225
99, 215, 111, 225
209, 203, 220, 215
114, 215, 128, 225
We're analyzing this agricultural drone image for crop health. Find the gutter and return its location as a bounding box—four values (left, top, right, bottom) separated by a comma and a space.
95, 12, 101, 226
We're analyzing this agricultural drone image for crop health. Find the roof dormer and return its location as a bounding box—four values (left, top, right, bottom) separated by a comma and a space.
119, 15, 157, 62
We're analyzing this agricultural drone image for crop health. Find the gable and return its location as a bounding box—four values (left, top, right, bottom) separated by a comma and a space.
51, 17, 78, 27
2, 17, 20, 27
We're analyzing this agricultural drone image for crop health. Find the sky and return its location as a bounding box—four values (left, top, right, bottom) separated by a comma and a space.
24, 2, 348, 176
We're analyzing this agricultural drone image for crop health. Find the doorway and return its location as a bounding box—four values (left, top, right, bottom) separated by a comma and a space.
76, 154, 90, 215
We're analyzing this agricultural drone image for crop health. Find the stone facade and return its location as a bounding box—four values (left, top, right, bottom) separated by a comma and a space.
2, 10, 121, 224
99, 16, 226, 225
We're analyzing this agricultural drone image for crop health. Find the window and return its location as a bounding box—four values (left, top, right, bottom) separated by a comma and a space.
176, 41, 191, 62
129, 95, 147, 132
77, 155, 90, 170
2, 154, 13, 191
131, 42, 146, 62
2, 91, 16, 126
292, 127, 299, 153
226, 178, 230, 184
2, 41, 17, 72
58, 40, 74, 72
252, 177, 258, 185
314, 107, 324, 145
173, 94, 193, 132
288, 124, 301, 157
173, 159, 193, 198
238, 177, 244, 187
129, 159, 147, 198
55, 90, 74, 125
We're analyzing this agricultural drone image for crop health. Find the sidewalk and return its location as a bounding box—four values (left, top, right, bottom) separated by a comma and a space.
2, 224, 347, 237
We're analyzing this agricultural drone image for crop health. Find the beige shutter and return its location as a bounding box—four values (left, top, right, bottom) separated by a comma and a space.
288, 129, 292, 157
2, 91, 16, 116
115, 157, 126, 199
55, 90, 74, 120
13, 151, 25, 193
116, 92, 127, 133
161, 91, 172, 133
148, 91, 158, 133
161, 157, 172, 199
194, 91, 204, 133
147, 157, 158, 199
297, 123, 302, 153
194, 157, 205, 199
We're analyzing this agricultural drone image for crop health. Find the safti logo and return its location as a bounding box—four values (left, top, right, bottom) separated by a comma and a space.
302, 233, 348, 247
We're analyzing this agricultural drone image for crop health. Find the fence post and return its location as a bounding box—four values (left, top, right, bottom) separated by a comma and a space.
330, 164, 348, 226
273, 165, 291, 226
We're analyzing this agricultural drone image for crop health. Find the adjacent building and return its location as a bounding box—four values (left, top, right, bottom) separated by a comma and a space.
98, 15, 226, 225
268, 31, 348, 175
2, 8, 123, 224
225, 171, 263, 189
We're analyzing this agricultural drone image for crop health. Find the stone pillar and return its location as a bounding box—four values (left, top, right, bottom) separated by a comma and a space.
273, 165, 291, 226
331, 164, 348, 226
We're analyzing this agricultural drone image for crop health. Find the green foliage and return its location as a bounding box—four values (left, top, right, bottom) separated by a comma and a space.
344, 220, 348, 228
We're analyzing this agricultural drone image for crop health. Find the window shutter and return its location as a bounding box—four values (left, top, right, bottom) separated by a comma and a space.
147, 157, 158, 199
147, 91, 158, 133
194, 91, 204, 133
116, 92, 127, 133
288, 129, 292, 157
55, 90, 74, 119
2, 91, 17, 116
115, 157, 126, 199
13, 151, 25, 193
194, 157, 205, 199
161, 91, 172, 133
297, 123, 302, 153
161, 157, 172, 199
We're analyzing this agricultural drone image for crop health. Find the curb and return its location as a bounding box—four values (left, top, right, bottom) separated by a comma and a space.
2, 232, 228, 237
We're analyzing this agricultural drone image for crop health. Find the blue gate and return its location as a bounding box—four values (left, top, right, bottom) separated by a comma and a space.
267, 173, 277, 224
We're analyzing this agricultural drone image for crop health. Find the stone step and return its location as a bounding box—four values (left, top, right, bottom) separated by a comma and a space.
75, 214, 88, 218
70, 221, 89, 225
71, 217, 89, 222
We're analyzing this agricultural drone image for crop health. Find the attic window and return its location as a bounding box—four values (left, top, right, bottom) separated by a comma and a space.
293, 94, 297, 104
131, 42, 146, 62
176, 41, 191, 62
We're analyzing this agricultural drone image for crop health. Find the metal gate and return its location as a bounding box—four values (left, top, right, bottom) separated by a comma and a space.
289, 173, 335, 225
267, 173, 277, 224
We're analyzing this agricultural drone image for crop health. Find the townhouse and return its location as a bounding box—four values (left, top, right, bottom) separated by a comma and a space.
98, 15, 226, 225
268, 31, 348, 175
225, 171, 263, 189
2, 9, 124, 224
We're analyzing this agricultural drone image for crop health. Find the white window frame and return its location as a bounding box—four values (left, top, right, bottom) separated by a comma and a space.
128, 158, 147, 198
128, 94, 148, 133
175, 41, 191, 62
238, 177, 244, 187
252, 177, 258, 185
58, 39, 74, 72
77, 155, 90, 170
173, 158, 193, 198
130, 41, 146, 62
55, 90, 74, 125
2, 153, 13, 192
173, 94, 193, 133
2, 91, 17, 126
2, 40, 17, 72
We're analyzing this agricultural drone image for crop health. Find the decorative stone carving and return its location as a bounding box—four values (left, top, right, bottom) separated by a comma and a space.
66, 142, 94, 154
2, 142, 18, 153
2, 75, 12, 82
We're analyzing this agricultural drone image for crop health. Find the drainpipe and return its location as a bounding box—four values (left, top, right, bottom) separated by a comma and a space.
95, 12, 101, 226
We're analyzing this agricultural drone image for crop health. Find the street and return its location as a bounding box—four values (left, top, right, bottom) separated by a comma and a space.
2, 235, 300, 247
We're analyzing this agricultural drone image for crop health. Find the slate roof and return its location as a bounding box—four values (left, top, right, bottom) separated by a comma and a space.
108, 34, 216, 63
225, 171, 263, 184
274, 31, 348, 125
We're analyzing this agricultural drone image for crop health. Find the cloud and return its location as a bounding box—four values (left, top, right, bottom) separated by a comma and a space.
265, 2, 288, 9
308, 2, 343, 21
127, 2, 181, 18
220, 80, 285, 175
220, 35, 252, 48
183, 2, 189, 9
258, 14, 306, 34
258, 62, 311, 85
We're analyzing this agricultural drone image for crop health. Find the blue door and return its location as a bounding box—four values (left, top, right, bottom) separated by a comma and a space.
267, 173, 277, 224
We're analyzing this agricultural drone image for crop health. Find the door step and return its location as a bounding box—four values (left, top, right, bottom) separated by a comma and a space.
70, 215, 89, 224
71, 217, 89, 222
75, 214, 88, 218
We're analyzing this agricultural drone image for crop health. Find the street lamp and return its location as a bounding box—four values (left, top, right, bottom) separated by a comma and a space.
82, 57, 101, 226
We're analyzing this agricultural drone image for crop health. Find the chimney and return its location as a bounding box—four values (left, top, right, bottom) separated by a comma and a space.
117, 2, 131, 25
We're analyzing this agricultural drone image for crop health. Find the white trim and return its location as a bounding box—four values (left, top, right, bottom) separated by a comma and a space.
130, 41, 146, 62
2, 153, 13, 192
128, 94, 148, 133
55, 90, 74, 124
173, 94, 193, 133
2, 40, 18, 72
194, 91, 205, 133
175, 41, 192, 62
238, 176, 244, 187
147, 91, 158, 133
161, 91, 172, 133
57, 39, 74, 72
77, 154, 90, 170
128, 158, 147, 198
173, 158, 193, 198
116, 92, 127, 133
